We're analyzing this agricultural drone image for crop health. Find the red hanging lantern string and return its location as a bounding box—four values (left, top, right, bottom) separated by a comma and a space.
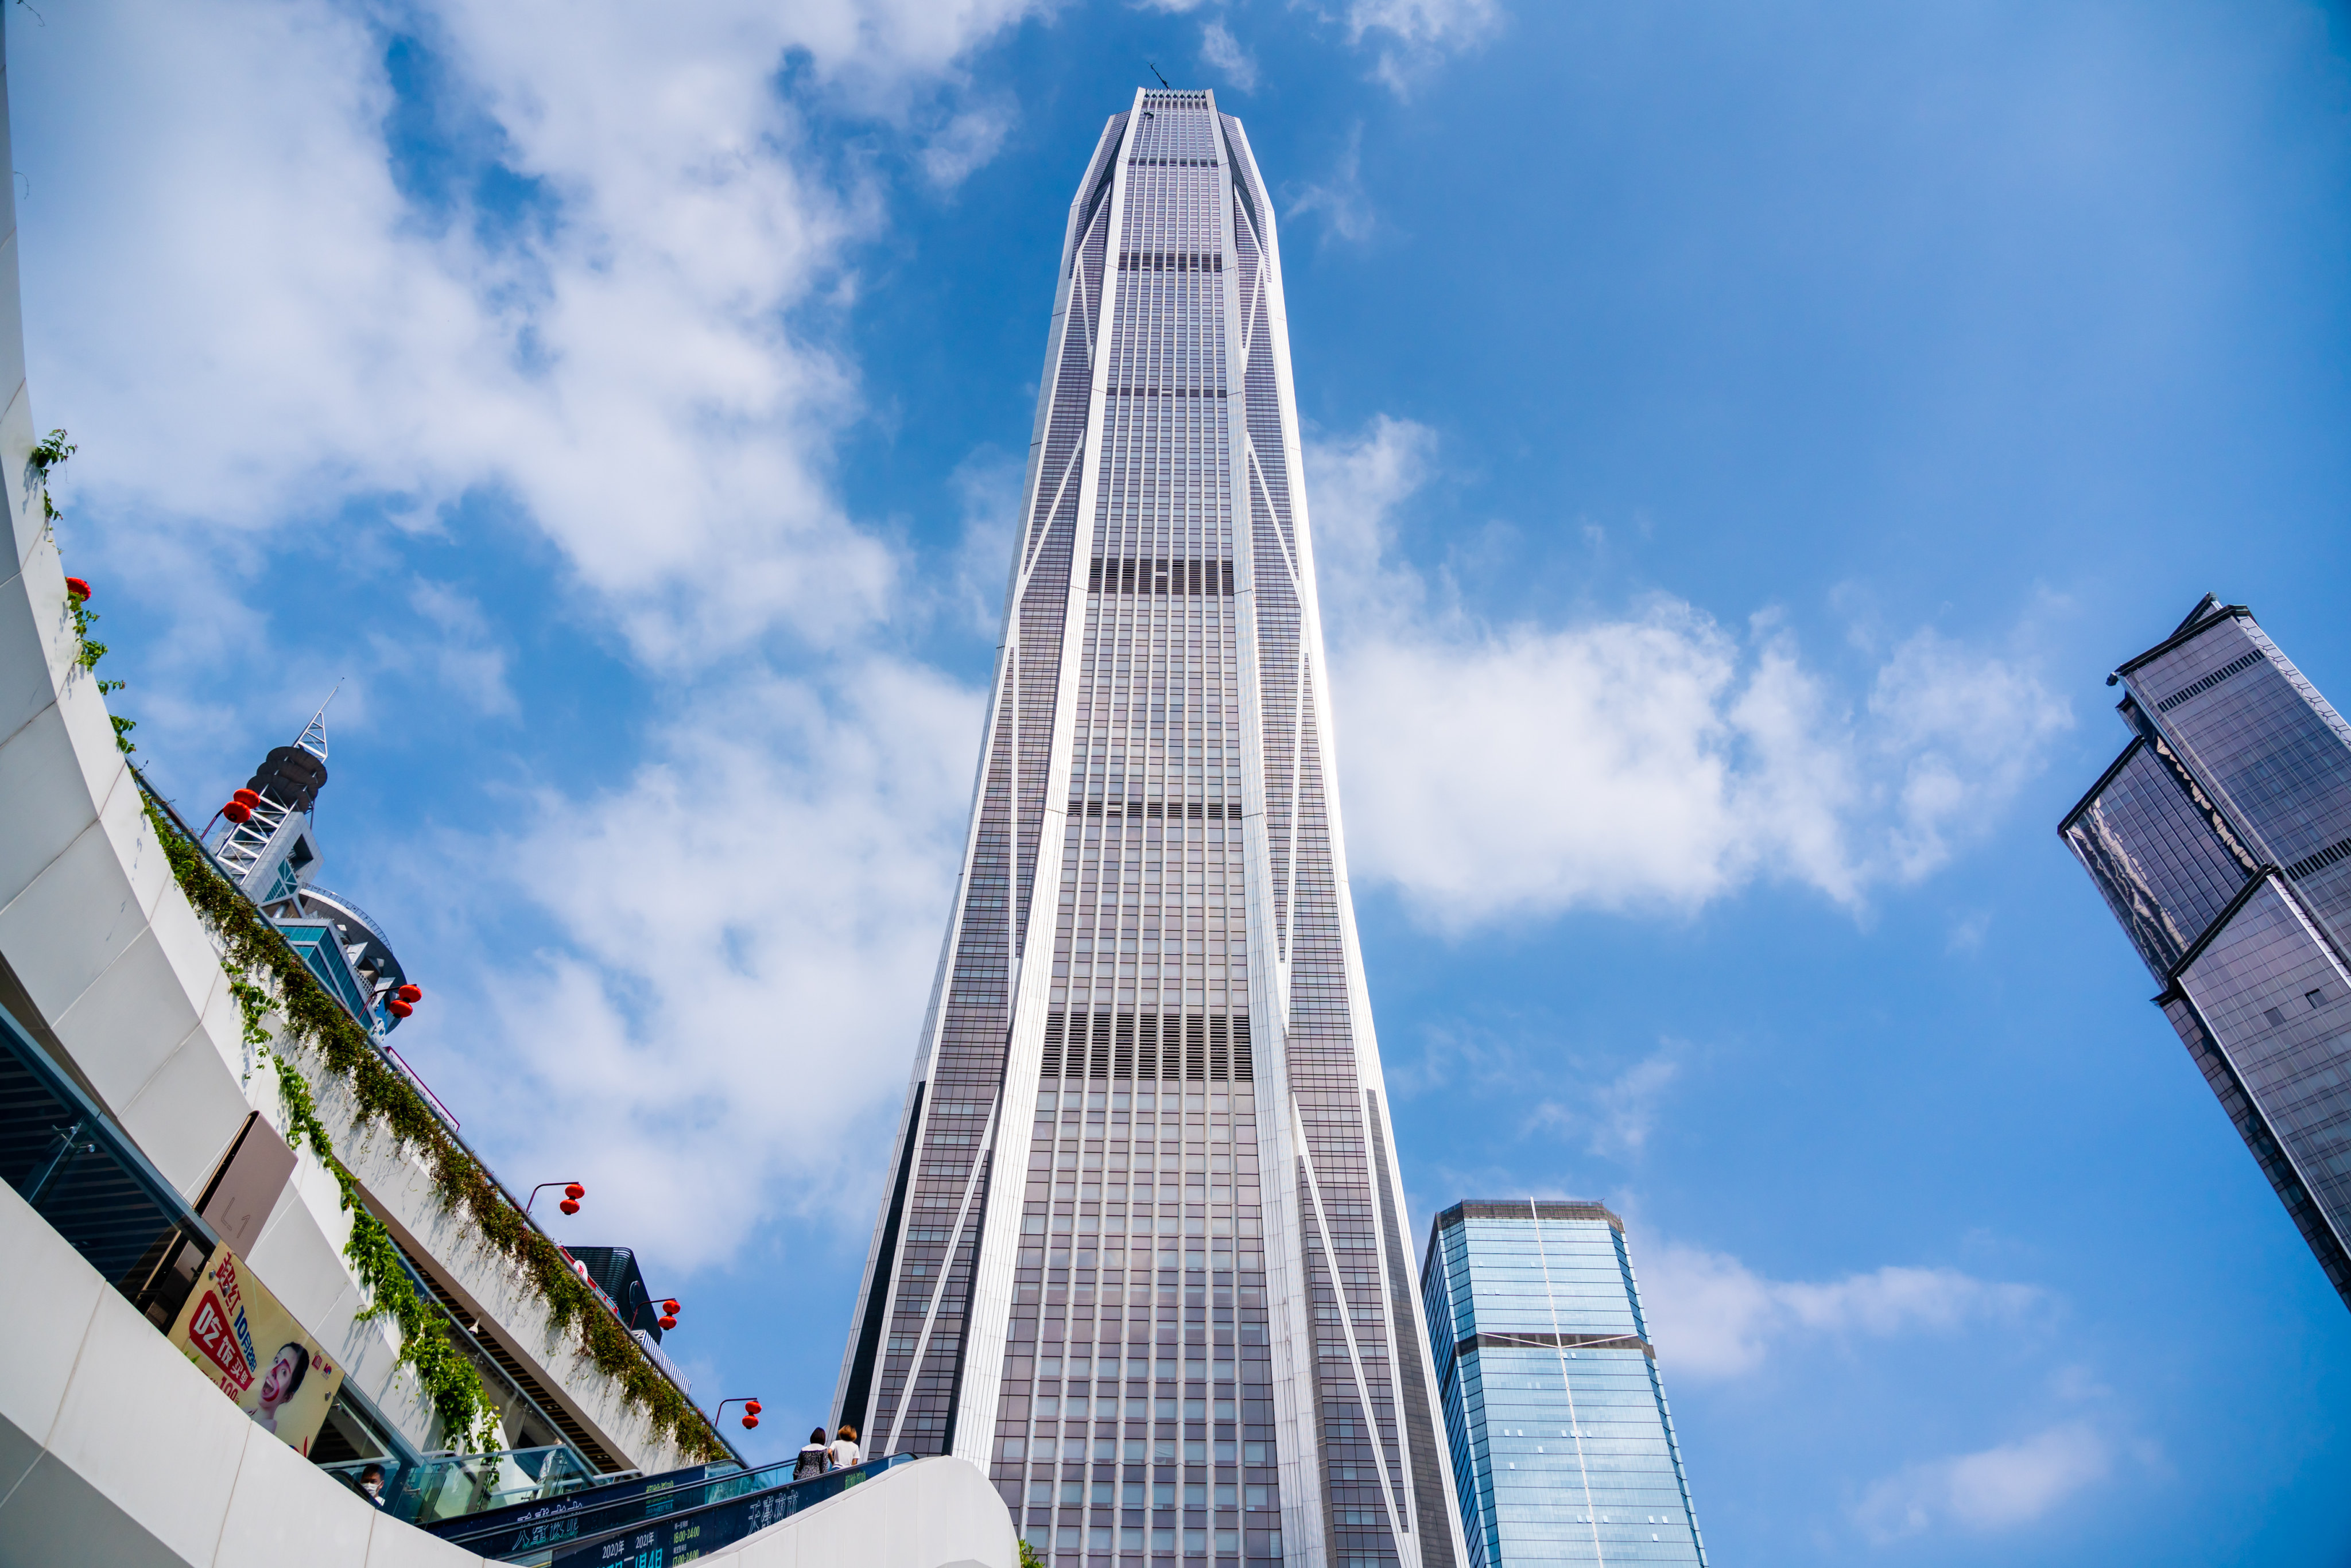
525, 1180, 587, 1218
633, 1291, 686, 1334
713, 1397, 763, 1431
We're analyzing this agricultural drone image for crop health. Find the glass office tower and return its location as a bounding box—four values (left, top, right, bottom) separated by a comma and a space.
1420, 1203, 1707, 1568
832, 89, 1467, 1568
2061, 596, 2351, 1310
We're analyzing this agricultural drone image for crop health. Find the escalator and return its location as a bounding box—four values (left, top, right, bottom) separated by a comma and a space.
427, 1452, 914, 1565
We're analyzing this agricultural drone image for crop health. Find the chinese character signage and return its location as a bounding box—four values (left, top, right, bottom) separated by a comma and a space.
166, 1241, 345, 1455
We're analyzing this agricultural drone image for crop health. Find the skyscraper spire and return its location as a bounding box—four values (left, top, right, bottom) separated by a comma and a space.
836, 89, 1465, 1568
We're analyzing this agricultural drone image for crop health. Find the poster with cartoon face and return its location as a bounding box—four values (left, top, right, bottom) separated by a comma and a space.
166, 1241, 346, 1456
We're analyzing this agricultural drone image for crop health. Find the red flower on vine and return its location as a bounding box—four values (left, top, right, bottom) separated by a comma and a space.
64, 577, 91, 600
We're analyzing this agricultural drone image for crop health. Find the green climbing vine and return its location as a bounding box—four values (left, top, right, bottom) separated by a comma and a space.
228, 977, 272, 1084
134, 777, 726, 1462
259, 1031, 501, 1451
29, 428, 73, 522
31, 430, 135, 755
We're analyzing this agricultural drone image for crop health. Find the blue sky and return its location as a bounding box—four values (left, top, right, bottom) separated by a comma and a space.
12, 1, 2351, 1561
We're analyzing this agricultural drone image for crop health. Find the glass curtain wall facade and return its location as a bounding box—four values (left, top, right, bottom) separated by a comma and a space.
2061, 596, 2351, 1310
1421, 1203, 1706, 1568
832, 89, 1467, 1568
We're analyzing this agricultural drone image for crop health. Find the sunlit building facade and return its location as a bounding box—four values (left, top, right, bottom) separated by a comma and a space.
2061, 596, 2351, 1310
833, 88, 1467, 1568
1421, 1203, 1706, 1568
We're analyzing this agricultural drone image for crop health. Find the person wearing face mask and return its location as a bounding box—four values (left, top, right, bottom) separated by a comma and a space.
354, 1464, 389, 1507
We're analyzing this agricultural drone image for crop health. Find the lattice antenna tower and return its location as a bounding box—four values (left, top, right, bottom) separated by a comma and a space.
210, 686, 339, 886
292, 682, 337, 762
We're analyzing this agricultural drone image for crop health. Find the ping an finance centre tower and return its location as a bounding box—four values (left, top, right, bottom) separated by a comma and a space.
834, 90, 1468, 1568
2061, 596, 2351, 1311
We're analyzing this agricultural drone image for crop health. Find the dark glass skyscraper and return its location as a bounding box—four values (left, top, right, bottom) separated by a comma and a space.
1421, 1203, 1707, 1568
833, 90, 1467, 1568
2061, 596, 2351, 1309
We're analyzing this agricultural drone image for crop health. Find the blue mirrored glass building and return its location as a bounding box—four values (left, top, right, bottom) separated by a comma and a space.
2061, 596, 2351, 1310
1420, 1202, 1706, 1567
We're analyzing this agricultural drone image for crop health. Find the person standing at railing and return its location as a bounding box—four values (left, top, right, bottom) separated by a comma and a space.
829, 1424, 862, 1471
794, 1428, 834, 1480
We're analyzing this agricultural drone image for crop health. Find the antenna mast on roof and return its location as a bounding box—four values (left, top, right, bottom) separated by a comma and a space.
1147, 61, 1170, 88
294, 680, 342, 761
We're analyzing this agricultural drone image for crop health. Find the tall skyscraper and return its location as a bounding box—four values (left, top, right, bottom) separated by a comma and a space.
2061, 596, 2351, 1310
832, 90, 1467, 1568
1420, 1202, 1707, 1568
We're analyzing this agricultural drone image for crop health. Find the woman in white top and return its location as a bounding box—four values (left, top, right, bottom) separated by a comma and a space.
830, 1424, 863, 1470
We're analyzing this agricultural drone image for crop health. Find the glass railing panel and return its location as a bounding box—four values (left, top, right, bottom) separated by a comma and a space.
1, 1002, 217, 1330
316, 1456, 410, 1513
312, 1445, 621, 1524
403, 1445, 604, 1524
432, 1456, 797, 1554
536, 1455, 914, 1568
421, 1458, 736, 1548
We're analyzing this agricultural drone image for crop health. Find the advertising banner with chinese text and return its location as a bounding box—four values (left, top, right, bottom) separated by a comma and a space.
166, 1240, 345, 1456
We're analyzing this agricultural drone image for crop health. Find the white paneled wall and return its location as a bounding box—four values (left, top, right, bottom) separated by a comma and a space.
0, 1179, 1015, 1567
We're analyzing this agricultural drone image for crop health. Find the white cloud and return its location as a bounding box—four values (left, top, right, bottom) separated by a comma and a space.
1947, 909, 1993, 953
1869, 627, 2073, 879
1636, 1241, 2041, 1380
1855, 1422, 2113, 1540
1287, 123, 1375, 242
1200, 20, 1261, 94
1529, 1048, 1681, 1158
920, 100, 1018, 187
367, 580, 518, 717
946, 443, 1026, 634
416, 660, 981, 1267
14, 0, 1048, 670
12, 0, 1054, 1276
1345, 0, 1502, 95
1306, 417, 2073, 931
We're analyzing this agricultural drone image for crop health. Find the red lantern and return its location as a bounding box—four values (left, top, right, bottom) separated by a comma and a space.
223, 801, 253, 824
662, 1299, 681, 1316
558, 1198, 580, 1216
565, 1183, 585, 1200
64, 577, 90, 600
742, 1414, 759, 1430
658, 1314, 677, 1331
232, 789, 262, 808
397, 983, 422, 1003
386, 998, 413, 1018
745, 1399, 761, 1416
